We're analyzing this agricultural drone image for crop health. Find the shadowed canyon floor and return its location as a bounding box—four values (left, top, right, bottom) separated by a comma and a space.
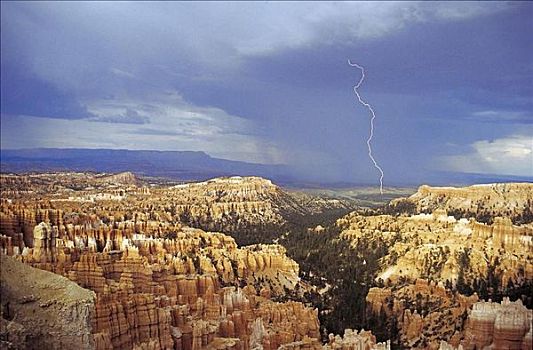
0, 172, 531, 349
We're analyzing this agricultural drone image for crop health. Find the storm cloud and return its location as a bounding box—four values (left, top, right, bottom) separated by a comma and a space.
1, 1, 531, 183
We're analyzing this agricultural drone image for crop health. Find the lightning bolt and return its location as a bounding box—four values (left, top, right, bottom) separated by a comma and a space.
348, 60, 384, 195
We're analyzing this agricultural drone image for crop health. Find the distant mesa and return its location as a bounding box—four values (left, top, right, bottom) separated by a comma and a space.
3, 148, 531, 187
0, 148, 292, 183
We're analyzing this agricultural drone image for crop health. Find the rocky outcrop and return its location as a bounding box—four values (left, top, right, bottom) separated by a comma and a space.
97, 172, 139, 186
167, 176, 355, 238
325, 329, 390, 349
438, 298, 532, 350
2, 172, 531, 350
0, 253, 96, 350
460, 298, 532, 350
0, 171, 325, 349
391, 183, 533, 224
365, 280, 478, 349
338, 212, 533, 296
3, 218, 317, 349
339, 206, 533, 349
0, 174, 355, 248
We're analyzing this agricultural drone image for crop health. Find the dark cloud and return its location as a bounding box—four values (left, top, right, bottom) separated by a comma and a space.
0, 63, 95, 120
1, 1, 531, 183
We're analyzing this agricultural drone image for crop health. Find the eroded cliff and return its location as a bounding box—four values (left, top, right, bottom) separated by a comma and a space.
389, 183, 533, 224
0, 254, 96, 349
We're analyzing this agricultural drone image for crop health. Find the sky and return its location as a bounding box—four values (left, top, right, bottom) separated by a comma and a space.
1, 1, 532, 184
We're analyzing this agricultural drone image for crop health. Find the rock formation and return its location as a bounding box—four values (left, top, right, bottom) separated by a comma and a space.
337, 201, 532, 348
390, 183, 533, 224
325, 329, 390, 350
0, 174, 355, 247
2, 172, 531, 350
0, 173, 335, 349
438, 298, 532, 350
460, 298, 532, 350
0, 254, 96, 349
2, 222, 320, 349
337, 212, 533, 296
365, 280, 478, 348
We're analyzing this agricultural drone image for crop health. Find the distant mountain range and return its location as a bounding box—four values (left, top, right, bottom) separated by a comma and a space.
0, 148, 293, 183
1, 148, 531, 187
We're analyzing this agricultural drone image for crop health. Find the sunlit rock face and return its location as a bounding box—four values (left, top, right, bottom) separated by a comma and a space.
3, 224, 312, 349
337, 212, 532, 296
0, 173, 327, 349
438, 298, 532, 350
324, 329, 390, 350
461, 298, 532, 350
0, 174, 355, 247
165, 176, 356, 237
365, 279, 478, 349
274, 328, 391, 350
392, 183, 533, 224
2, 173, 531, 350
337, 183, 532, 349
169, 176, 286, 231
